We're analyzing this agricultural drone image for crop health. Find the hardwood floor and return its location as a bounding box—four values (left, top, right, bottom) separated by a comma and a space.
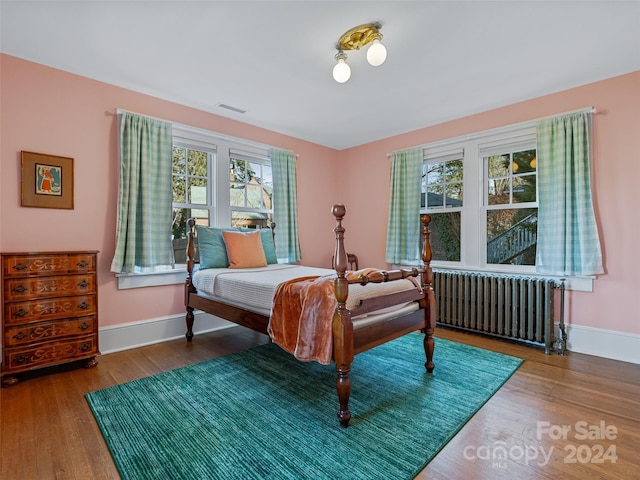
1, 326, 638, 479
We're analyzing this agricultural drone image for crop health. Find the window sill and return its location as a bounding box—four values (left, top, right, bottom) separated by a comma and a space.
116, 268, 188, 289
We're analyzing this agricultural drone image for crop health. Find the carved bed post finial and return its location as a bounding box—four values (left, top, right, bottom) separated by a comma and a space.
331, 204, 354, 427
420, 214, 436, 373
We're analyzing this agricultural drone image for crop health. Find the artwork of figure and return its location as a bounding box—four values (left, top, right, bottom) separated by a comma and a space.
36, 164, 62, 196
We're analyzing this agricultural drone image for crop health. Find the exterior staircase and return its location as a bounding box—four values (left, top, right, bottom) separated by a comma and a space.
487, 213, 537, 264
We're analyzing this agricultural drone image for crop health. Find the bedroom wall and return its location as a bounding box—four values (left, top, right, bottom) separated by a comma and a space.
1, 53, 638, 362
338, 71, 640, 352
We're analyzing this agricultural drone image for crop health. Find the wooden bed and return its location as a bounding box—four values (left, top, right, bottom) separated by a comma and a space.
184, 204, 436, 427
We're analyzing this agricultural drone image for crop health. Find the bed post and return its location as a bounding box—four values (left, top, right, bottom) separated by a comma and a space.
420, 214, 436, 373
331, 204, 354, 427
185, 218, 197, 342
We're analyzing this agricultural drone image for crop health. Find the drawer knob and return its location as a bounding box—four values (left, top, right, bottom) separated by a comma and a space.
14, 308, 28, 318
77, 301, 89, 310
12, 285, 28, 294
79, 322, 89, 330
77, 280, 89, 289
12, 331, 27, 340
15, 355, 29, 364
76, 260, 89, 268
12, 263, 28, 271
80, 343, 91, 352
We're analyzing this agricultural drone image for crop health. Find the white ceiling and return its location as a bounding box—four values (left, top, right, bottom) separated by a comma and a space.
1, 1, 639, 150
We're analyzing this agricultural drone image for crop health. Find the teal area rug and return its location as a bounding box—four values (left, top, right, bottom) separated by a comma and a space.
86, 335, 523, 480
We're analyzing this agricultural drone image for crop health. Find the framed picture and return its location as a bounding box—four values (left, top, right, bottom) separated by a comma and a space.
21, 151, 74, 209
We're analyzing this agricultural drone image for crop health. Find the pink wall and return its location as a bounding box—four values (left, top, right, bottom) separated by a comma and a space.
0, 54, 340, 328
339, 71, 640, 336
2, 54, 638, 337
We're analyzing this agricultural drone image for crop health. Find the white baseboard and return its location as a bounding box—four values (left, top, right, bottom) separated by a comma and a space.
98, 311, 236, 355
565, 324, 640, 365
98, 314, 639, 366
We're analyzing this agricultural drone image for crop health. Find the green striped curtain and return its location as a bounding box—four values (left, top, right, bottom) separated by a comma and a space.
110, 113, 173, 273
536, 112, 603, 276
270, 148, 301, 263
385, 147, 423, 265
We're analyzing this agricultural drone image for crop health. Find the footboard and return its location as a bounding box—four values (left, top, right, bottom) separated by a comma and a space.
330, 204, 436, 426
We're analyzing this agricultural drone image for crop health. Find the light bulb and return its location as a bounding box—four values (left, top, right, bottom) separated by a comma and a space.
366, 39, 387, 66
332, 58, 351, 83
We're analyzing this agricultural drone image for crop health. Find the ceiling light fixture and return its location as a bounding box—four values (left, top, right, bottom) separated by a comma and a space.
332, 22, 387, 83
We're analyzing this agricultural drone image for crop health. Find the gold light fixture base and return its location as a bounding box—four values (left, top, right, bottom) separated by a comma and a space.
336, 22, 382, 51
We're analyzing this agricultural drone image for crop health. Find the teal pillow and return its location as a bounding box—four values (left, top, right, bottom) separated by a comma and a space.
259, 228, 278, 264
196, 226, 237, 269
239, 227, 278, 264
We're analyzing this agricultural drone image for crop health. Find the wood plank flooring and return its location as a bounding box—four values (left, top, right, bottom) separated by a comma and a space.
1, 326, 638, 479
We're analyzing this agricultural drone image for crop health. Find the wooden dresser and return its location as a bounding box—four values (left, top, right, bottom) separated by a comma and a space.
1, 251, 99, 386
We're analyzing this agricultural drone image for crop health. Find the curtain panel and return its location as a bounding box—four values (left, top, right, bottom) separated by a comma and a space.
270, 148, 301, 263
111, 112, 173, 273
385, 147, 423, 265
536, 111, 604, 276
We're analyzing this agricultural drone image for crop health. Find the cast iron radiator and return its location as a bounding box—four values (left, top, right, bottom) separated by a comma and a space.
432, 270, 566, 354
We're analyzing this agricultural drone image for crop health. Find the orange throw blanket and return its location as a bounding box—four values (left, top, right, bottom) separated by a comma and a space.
268, 274, 337, 365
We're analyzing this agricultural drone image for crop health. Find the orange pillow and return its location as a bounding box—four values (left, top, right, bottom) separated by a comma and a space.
221, 230, 267, 269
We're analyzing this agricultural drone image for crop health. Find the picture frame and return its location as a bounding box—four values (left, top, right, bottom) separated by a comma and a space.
21, 151, 74, 209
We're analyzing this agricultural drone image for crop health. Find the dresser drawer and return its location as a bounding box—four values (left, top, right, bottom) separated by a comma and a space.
4, 316, 96, 347
2, 253, 96, 278
4, 295, 96, 325
3, 336, 98, 373
3, 274, 96, 302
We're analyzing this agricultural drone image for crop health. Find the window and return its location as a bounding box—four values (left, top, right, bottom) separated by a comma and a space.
170, 127, 273, 266
421, 127, 537, 273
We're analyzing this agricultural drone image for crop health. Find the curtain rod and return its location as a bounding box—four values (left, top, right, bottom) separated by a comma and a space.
387, 106, 596, 157
115, 108, 298, 157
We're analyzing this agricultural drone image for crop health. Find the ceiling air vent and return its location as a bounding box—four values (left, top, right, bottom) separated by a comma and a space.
217, 103, 247, 114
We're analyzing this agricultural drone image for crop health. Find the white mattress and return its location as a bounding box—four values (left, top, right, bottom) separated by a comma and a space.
192, 264, 420, 317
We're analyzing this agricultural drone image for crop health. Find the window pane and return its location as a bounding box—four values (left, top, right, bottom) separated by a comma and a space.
512, 149, 536, 174
488, 154, 509, 177
173, 146, 186, 174
229, 183, 245, 207
230, 159, 246, 182
173, 175, 185, 203
187, 149, 207, 176
486, 208, 537, 265
262, 165, 273, 209
426, 187, 444, 207
426, 162, 443, 184
231, 211, 272, 229
512, 174, 536, 203
487, 178, 510, 205
445, 159, 463, 182
188, 178, 207, 205
246, 184, 262, 208
445, 182, 463, 205
262, 165, 273, 186
263, 185, 273, 210
425, 212, 461, 262
249, 162, 262, 185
